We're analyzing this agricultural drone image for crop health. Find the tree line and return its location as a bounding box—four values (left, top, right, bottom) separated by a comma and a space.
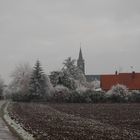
4, 57, 89, 102
0, 57, 140, 103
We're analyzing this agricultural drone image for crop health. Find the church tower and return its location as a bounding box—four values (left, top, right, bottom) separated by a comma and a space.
77, 47, 85, 74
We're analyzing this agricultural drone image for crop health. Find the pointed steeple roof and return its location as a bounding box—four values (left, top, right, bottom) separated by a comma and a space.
77, 45, 85, 74
78, 47, 83, 60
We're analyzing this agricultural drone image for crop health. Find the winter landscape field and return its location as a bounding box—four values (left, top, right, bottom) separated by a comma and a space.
1, 0, 140, 140
8, 102, 140, 140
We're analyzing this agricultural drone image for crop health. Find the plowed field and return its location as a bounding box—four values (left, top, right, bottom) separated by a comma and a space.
8, 103, 140, 140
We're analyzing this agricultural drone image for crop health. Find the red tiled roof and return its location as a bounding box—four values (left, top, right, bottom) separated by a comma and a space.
101, 72, 140, 91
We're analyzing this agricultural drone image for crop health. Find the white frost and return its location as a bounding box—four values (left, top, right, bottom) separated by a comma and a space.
3, 102, 34, 140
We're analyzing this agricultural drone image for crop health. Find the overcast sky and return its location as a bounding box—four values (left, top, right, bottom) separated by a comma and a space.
0, 0, 140, 83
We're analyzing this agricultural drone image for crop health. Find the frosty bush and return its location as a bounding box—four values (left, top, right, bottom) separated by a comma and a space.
76, 85, 88, 94
11, 91, 31, 102
69, 91, 85, 103
72, 86, 92, 103
128, 90, 140, 102
52, 85, 70, 102
68, 90, 105, 103
85, 90, 106, 103
88, 79, 100, 90
49, 82, 106, 103
54, 85, 70, 93
106, 84, 129, 102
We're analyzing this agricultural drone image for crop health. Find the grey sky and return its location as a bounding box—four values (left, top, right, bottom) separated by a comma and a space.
0, 0, 140, 83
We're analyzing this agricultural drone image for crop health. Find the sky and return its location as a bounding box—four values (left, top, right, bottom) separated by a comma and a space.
0, 0, 140, 83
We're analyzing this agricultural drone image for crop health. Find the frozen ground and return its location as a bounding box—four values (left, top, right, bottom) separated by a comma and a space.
0, 101, 18, 140
8, 102, 140, 140
3, 102, 34, 140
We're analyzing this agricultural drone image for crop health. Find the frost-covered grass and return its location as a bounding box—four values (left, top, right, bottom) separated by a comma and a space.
3, 102, 34, 140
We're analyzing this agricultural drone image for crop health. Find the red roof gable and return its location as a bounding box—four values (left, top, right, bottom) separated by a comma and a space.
101, 72, 140, 91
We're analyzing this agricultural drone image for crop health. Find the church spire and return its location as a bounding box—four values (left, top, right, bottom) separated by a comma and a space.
78, 47, 83, 60
77, 46, 85, 74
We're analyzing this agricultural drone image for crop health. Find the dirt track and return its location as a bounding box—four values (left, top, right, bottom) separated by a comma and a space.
0, 101, 18, 140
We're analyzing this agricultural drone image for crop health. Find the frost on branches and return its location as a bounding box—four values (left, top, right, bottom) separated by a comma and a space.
62, 57, 86, 90
8, 61, 54, 101
106, 84, 129, 102
50, 57, 87, 90
29, 60, 52, 100
62, 57, 86, 83
50, 71, 63, 87
8, 63, 32, 100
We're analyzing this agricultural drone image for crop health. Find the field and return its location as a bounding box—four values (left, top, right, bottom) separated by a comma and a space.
8, 103, 140, 140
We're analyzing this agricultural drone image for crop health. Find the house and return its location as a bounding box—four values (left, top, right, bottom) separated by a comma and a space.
101, 72, 140, 91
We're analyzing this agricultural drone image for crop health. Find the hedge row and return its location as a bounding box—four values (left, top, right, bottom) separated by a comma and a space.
11, 87, 140, 103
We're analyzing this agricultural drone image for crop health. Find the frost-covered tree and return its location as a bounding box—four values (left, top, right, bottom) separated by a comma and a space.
29, 60, 52, 100
50, 57, 86, 90
50, 70, 76, 90
61, 70, 76, 90
50, 57, 87, 91
61, 57, 86, 89
87, 79, 101, 91
49, 71, 63, 87
45, 75, 54, 97
62, 57, 86, 83
9, 63, 32, 101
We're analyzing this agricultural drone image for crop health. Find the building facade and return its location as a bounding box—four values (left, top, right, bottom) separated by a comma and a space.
101, 72, 140, 91
77, 49, 140, 90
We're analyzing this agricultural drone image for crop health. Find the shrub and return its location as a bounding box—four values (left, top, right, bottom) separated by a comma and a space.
86, 90, 106, 103
51, 85, 70, 102
11, 92, 31, 102
47, 84, 140, 103
106, 84, 129, 102
69, 91, 84, 103
76, 86, 88, 93
67, 90, 106, 103
128, 90, 140, 102
70, 87, 91, 103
